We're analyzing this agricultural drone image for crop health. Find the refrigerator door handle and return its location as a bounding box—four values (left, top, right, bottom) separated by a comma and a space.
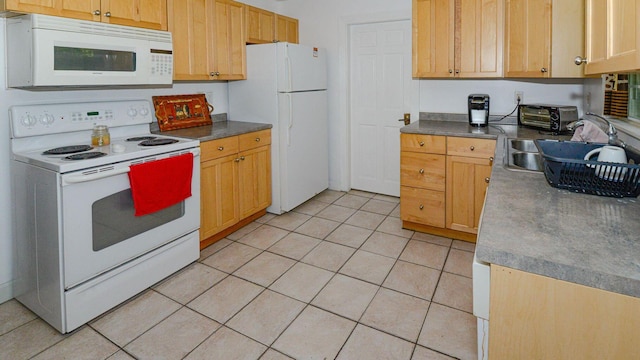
286, 93, 293, 146
286, 55, 293, 91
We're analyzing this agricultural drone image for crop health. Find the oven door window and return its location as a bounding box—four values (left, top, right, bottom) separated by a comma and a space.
54, 46, 137, 72
92, 189, 184, 251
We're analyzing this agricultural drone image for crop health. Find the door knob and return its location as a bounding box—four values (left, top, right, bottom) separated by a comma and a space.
419, 169, 425, 174
398, 113, 410, 126
104, 11, 111, 17
485, 177, 490, 183
574, 56, 587, 65
93, 10, 101, 15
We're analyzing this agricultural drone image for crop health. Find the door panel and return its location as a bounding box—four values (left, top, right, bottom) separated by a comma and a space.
277, 43, 327, 92
278, 91, 328, 211
350, 20, 415, 196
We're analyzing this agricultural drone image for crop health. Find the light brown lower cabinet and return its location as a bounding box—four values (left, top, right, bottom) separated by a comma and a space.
400, 133, 495, 242
490, 265, 640, 358
200, 129, 271, 248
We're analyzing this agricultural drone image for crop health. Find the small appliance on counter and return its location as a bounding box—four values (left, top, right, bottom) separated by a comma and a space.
468, 94, 490, 127
517, 104, 578, 133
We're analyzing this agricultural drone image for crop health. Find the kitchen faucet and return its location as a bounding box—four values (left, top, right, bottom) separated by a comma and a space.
567, 112, 626, 148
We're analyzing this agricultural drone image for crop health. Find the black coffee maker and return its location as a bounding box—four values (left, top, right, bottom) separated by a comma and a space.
468, 94, 490, 127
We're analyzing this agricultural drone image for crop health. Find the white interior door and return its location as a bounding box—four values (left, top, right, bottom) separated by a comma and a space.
350, 20, 414, 197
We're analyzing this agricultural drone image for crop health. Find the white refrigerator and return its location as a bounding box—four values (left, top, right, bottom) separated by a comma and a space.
229, 43, 328, 214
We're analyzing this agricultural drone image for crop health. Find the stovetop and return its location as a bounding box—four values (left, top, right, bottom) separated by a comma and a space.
13, 133, 198, 173
10, 100, 200, 173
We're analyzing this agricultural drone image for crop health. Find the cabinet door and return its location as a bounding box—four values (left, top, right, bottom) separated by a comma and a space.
400, 133, 447, 154
238, 145, 271, 219
168, 0, 215, 80
585, 0, 640, 75
550, 0, 585, 78
274, 14, 299, 44
457, 0, 503, 78
400, 186, 445, 228
446, 155, 491, 234
246, 5, 275, 44
101, 0, 168, 30
412, 0, 455, 77
504, 0, 551, 78
490, 265, 640, 358
200, 154, 239, 241
4, 0, 100, 20
213, 0, 247, 80
400, 152, 446, 191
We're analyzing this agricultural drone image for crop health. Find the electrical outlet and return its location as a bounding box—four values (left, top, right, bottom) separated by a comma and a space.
514, 91, 524, 104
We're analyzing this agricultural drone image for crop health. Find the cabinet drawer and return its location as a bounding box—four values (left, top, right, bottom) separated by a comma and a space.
201, 136, 239, 162
239, 129, 271, 151
401, 133, 446, 154
400, 152, 445, 191
400, 186, 445, 228
447, 137, 496, 159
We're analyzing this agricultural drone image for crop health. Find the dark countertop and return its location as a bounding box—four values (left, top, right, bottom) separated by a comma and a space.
152, 119, 272, 142
402, 118, 640, 298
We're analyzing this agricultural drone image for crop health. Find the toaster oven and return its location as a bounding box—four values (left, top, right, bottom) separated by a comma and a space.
518, 104, 578, 133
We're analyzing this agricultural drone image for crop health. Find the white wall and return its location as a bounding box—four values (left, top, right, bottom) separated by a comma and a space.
419, 79, 585, 116
0, 18, 229, 303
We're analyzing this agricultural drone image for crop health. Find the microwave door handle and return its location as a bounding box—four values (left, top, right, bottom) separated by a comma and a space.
64, 167, 131, 184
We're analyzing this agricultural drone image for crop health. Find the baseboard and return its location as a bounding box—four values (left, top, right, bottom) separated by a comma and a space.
0, 280, 13, 304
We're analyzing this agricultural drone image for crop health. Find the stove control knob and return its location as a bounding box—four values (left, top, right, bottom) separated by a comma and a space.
112, 144, 126, 153
139, 107, 150, 116
21, 115, 38, 127
40, 113, 55, 126
127, 108, 138, 117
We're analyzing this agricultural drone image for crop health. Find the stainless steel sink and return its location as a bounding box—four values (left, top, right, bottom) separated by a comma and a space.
504, 138, 544, 173
510, 139, 539, 153
512, 152, 543, 171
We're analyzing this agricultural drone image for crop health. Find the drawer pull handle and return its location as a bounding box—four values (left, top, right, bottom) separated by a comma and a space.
419, 141, 425, 147
93, 9, 101, 15
255, 137, 261, 142
240, 156, 245, 161
235, 158, 241, 162
419, 168, 425, 174
485, 177, 490, 184
489, 156, 494, 162
218, 146, 224, 151
419, 204, 424, 210
470, 146, 475, 151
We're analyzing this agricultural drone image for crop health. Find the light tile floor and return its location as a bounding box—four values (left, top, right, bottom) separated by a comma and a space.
0, 189, 478, 360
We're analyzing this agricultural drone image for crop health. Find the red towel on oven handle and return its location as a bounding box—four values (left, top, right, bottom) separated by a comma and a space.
128, 153, 194, 216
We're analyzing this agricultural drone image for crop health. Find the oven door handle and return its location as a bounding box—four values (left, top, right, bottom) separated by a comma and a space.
64, 167, 131, 184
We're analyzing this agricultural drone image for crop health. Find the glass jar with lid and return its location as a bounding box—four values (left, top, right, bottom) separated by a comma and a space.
91, 125, 110, 146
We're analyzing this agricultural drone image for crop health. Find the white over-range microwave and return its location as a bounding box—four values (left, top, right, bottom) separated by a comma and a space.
5, 14, 173, 88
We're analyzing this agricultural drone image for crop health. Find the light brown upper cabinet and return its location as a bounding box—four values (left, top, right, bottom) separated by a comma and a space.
1, 0, 167, 30
213, 0, 246, 80
505, 0, 584, 78
583, 0, 640, 75
274, 14, 299, 44
245, 5, 275, 44
242, 4, 298, 44
168, 0, 246, 81
413, 0, 503, 78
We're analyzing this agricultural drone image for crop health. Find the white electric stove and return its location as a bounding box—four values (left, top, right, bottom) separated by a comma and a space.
10, 100, 201, 333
